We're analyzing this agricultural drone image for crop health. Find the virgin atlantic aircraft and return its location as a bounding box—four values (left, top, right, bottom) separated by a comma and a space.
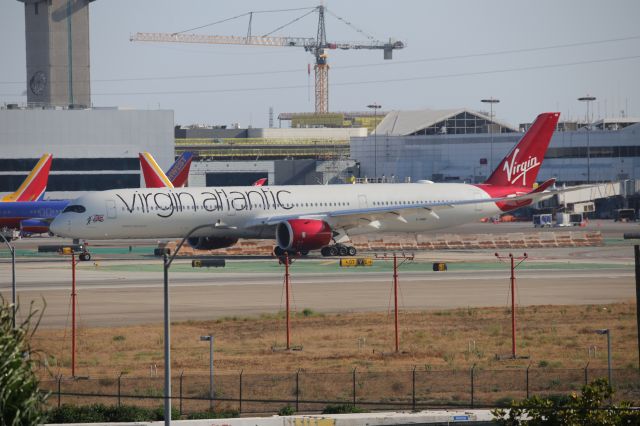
51, 112, 560, 256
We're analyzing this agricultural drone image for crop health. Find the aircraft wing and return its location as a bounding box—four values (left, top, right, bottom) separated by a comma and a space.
246, 180, 558, 230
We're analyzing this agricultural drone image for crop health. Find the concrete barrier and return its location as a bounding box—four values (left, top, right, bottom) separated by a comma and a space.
46, 409, 496, 426
162, 231, 603, 256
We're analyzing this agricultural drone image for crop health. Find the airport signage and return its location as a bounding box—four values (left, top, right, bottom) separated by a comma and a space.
340, 258, 373, 267
192, 258, 226, 268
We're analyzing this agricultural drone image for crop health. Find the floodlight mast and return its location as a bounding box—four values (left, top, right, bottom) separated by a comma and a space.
131, 5, 404, 113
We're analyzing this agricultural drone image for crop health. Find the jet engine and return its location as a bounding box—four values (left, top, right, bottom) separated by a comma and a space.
187, 236, 238, 250
276, 219, 332, 252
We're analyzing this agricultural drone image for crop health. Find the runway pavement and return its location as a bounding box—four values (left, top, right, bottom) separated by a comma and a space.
0, 255, 635, 328
1, 220, 637, 328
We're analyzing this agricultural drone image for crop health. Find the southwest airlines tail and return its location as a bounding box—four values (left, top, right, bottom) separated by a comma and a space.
165, 152, 193, 188
139, 152, 193, 188
2, 154, 53, 202
484, 112, 560, 188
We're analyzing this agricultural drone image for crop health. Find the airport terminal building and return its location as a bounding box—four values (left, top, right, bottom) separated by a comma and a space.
351, 108, 640, 185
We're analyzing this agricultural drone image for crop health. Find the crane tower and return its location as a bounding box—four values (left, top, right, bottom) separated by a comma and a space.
131, 5, 404, 113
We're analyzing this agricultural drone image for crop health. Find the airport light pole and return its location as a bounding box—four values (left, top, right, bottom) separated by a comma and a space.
0, 233, 16, 328
200, 335, 214, 410
367, 103, 382, 180
594, 329, 612, 390
162, 223, 218, 426
578, 95, 596, 183
481, 97, 500, 171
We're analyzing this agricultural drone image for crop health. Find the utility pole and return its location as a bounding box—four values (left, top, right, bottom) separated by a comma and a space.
578, 95, 596, 183
495, 253, 528, 359
481, 97, 500, 172
367, 103, 382, 179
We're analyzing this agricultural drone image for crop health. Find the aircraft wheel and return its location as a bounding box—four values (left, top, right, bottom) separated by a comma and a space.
320, 247, 330, 257
79, 252, 91, 261
328, 246, 339, 256
300, 249, 309, 256
337, 245, 348, 256
347, 246, 357, 256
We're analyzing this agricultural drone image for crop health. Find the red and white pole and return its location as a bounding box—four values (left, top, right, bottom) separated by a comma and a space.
71, 251, 77, 377
394, 254, 399, 353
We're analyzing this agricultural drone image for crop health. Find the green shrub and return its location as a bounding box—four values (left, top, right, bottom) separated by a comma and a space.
0, 296, 48, 425
278, 405, 296, 416
45, 404, 180, 422
322, 404, 364, 414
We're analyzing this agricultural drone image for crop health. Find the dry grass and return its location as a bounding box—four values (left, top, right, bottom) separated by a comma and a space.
31, 302, 638, 378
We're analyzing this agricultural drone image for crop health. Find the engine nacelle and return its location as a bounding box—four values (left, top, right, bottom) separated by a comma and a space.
276, 219, 332, 252
20, 219, 50, 235
187, 236, 238, 251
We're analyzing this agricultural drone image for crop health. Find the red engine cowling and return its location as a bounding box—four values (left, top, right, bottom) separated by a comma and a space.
276, 219, 332, 252
187, 236, 238, 250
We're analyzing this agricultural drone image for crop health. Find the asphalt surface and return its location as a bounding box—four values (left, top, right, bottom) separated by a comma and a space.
0, 220, 637, 328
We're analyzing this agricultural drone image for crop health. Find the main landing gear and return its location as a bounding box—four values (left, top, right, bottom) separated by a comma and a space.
320, 244, 357, 257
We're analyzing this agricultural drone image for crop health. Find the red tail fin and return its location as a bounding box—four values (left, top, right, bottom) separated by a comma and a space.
139, 152, 174, 188
484, 112, 559, 188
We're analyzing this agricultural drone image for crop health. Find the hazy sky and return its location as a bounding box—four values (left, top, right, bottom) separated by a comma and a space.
1, 0, 639, 128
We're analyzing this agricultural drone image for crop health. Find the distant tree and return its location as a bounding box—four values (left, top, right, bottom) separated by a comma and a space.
0, 296, 48, 425
492, 378, 639, 425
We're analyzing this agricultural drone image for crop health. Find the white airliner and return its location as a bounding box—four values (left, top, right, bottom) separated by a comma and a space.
51, 112, 560, 256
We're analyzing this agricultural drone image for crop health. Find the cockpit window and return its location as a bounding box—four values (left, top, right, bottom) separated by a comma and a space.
62, 205, 86, 214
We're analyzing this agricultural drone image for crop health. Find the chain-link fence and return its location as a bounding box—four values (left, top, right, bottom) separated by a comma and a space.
40, 367, 640, 416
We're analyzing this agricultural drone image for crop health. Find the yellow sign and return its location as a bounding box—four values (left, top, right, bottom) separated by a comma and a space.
340, 258, 373, 267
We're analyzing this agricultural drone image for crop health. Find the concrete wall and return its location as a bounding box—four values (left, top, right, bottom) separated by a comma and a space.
0, 108, 174, 199
21, 0, 92, 107
248, 127, 367, 139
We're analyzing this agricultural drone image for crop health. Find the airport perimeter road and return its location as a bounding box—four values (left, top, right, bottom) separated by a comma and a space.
0, 258, 634, 328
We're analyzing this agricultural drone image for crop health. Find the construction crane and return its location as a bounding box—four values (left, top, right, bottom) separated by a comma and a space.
131, 5, 404, 113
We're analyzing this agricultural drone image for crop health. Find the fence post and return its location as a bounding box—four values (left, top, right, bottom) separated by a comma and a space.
296, 369, 300, 412
179, 370, 184, 416
526, 363, 531, 399
584, 361, 590, 386
117, 372, 123, 407
470, 364, 476, 409
239, 369, 243, 414
352, 368, 357, 407
57, 375, 62, 408
412, 366, 416, 411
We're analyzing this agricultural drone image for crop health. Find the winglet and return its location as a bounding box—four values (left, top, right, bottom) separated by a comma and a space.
2, 154, 53, 202
252, 178, 267, 186
139, 152, 174, 188
166, 152, 193, 188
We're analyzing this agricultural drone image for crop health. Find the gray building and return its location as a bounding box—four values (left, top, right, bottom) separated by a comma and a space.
0, 107, 174, 199
351, 109, 640, 185
18, 0, 93, 107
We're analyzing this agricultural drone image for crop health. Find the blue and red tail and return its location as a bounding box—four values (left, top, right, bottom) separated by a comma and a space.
2, 154, 53, 202
139, 152, 193, 188
165, 152, 193, 188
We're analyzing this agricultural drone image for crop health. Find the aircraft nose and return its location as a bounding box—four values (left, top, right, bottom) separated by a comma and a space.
49, 216, 63, 236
